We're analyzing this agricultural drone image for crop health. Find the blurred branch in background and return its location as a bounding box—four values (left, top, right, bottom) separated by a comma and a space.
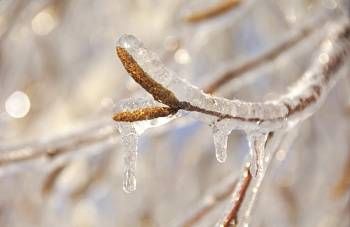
183, 0, 241, 23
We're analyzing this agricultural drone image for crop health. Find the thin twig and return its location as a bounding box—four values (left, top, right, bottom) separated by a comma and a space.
41, 161, 69, 197
0, 121, 114, 165
178, 175, 237, 227
204, 17, 321, 94
0, 0, 29, 44
331, 150, 350, 198
217, 130, 287, 226
70, 151, 112, 200
183, 0, 241, 23
220, 165, 252, 227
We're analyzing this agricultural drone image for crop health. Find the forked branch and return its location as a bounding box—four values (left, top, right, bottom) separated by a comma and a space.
113, 21, 350, 132
112, 19, 350, 226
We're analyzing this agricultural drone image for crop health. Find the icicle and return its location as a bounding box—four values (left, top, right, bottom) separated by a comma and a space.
114, 98, 181, 193
118, 123, 138, 193
211, 120, 233, 163
247, 132, 269, 177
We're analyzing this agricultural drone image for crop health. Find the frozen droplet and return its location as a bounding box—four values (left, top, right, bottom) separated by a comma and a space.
211, 121, 232, 163
247, 132, 269, 177
118, 34, 143, 50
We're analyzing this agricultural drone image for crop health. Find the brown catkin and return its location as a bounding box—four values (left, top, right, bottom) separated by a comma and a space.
116, 47, 180, 108
113, 107, 178, 122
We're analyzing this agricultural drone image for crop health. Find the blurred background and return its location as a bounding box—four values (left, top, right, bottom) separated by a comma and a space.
0, 0, 349, 226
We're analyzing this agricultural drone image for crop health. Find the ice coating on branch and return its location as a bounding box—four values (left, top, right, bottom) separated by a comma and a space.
211, 120, 234, 163
247, 132, 269, 177
116, 35, 289, 131
115, 22, 350, 191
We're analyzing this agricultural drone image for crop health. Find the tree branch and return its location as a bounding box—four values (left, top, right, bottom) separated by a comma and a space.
0, 121, 114, 165
114, 21, 350, 133
204, 16, 320, 93
0, 18, 348, 174
183, 0, 241, 23
220, 165, 252, 227
177, 175, 238, 227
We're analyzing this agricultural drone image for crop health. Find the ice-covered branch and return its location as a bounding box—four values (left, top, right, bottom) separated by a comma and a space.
0, 15, 334, 170
113, 19, 350, 193
114, 20, 350, 131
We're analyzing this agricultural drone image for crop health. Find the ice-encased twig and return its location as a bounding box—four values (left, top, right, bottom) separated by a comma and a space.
114, 18, 350, 213
0, 16, 342, 169
115, 19, 350, 133
217, 130, 286, 227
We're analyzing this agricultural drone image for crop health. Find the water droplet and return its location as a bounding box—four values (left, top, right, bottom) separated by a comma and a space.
118, 34, 142, 49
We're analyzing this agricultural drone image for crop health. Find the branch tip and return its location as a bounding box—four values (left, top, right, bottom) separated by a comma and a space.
113, 107, 178, 122
115, 46, 180, 107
